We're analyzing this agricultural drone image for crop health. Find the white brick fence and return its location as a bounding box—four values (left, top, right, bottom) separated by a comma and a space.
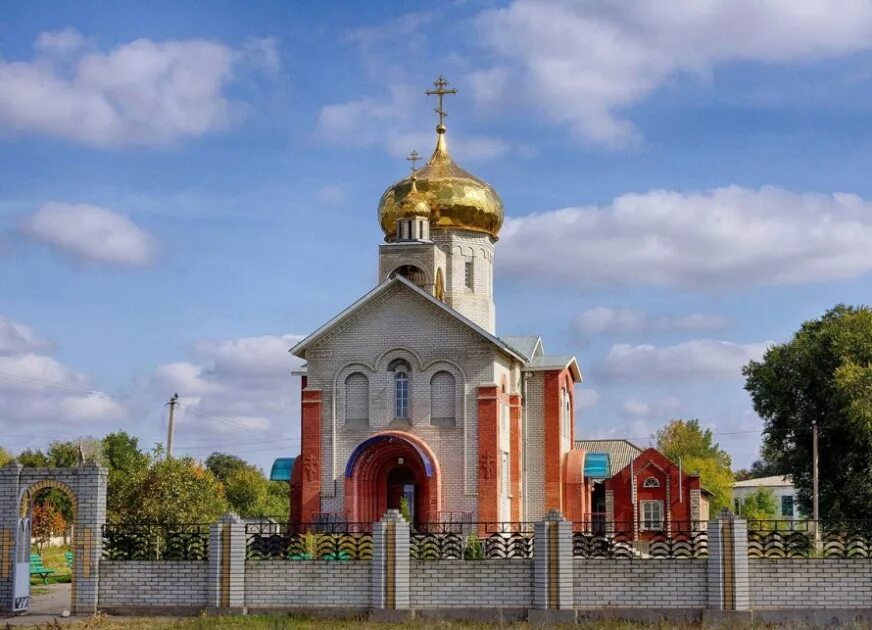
92, 509, 872, 625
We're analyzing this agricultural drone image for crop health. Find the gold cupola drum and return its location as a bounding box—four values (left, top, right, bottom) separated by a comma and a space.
378, 76, 505, 241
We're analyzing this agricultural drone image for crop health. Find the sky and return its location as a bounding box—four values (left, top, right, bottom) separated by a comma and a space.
3, 0, 872, 474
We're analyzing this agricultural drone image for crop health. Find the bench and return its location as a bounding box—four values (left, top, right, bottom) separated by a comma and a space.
30, 553, 56, 585
64, 551, 73, 570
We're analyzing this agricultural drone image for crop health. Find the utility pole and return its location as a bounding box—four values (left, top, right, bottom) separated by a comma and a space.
166, 393, 179, 458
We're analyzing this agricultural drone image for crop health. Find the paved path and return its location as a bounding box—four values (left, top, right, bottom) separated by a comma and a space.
0, 583, 81, 627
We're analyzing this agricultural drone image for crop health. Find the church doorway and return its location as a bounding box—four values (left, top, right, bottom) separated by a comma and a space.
386, 466, 416, 524
344, 431, 441, 526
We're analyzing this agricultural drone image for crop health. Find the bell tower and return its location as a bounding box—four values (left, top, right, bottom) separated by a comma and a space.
377, 76, 503, 333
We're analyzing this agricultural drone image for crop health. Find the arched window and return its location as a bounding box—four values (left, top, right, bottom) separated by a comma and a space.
562, 388, 572, 437
430, 371, 456, 427
435, 268, 445, 301
389, 359, 411, 420
345, 372, 369, 425
394, 264, 427, 289
643, 477, 660, 488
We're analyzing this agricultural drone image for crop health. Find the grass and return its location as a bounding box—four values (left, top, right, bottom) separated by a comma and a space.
30, 545, 71, 586
8, 616, 872, 630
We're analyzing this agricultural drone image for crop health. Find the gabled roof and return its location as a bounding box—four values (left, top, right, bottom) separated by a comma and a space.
575, 439, 642, 475
290, 275, 527, 363
732, 475, 793, 489
524, 354, 583, 382
501, 335, 543, 361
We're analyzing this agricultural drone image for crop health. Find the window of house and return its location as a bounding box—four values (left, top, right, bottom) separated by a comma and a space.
640, 500, 664, 531
430, 371, 456, 426
501, 402, 509, 436
642, 477, 660, 488
389, 359, 411, 420
345, 372, 369, 425
781, 495, 794, 518
465, 260, 474, 289
562, 388, 571, 437
501, 451, 510, 496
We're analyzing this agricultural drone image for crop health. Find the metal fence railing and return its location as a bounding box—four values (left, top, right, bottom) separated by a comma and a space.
571, 521, 709, 559
102, 523, 210, 561
411, 521, 535, 560
245, 519, 373, 561
747, 520, 872, 558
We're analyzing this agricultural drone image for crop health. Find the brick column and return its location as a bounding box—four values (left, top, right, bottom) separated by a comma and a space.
531, 509, 574, 623
71, 463, 107, 615
207, 513, 246, 613
300, 388, 322, 523
476, 385, 500, 524
0, 463, 21, 613
706, 511, 750, 621
542, 371, 565, 512
509, 393, 523, 521
371, 510, 410, 619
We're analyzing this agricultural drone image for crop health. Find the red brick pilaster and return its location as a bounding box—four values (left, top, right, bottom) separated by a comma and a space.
300, 388, 322, 523
543, 371, 563, 513
477, 385, 500, 524
509, 393, 523, 521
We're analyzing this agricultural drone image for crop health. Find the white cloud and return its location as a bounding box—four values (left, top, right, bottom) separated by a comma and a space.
153, 333, 305, 454
22, 202, 156, 266
621, 396, 682, 418
604, 339, 769, 382
0, 316, 126, 428
501, 186, 872, 290
0, 315, 52, 355
317, 85, 510, 163
474, 0, 872, 146
0, 28, 277, 147
574, 388, 599, 409
574, 307, 728, 338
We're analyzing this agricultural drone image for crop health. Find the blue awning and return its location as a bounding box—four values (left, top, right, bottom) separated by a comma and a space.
584, 453, 610, 479
270, 457, 296, 482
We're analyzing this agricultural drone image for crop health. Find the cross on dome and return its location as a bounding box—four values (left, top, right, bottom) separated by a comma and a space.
406, 150, 421, 175
426, 75, 457, 129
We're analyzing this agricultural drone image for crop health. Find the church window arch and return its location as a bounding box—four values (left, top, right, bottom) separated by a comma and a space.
390, 359, 411, 420
430, 371, 456, 427
394, 264, 428, 290
345, 372, 369, 425
435, 268, 445, 301
643, 476, 660, 488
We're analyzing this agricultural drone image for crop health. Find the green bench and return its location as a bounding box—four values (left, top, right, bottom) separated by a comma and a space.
30, 553, 56, 585
64, 551, 73, 570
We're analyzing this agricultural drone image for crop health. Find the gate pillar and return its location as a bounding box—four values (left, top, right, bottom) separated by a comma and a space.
0, 463, 23, 613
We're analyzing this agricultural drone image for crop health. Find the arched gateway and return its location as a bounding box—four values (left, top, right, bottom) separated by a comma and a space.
0, 462, 107, 615
343, 431, 441, 525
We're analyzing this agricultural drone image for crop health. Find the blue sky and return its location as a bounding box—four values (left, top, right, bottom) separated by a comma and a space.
3, 0, 872, 472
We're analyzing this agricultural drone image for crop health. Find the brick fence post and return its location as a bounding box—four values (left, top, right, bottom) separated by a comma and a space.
705, 510, 750, 622
370, 509, 410, 620
530, 509, 574, 623
207, 513, 246, 614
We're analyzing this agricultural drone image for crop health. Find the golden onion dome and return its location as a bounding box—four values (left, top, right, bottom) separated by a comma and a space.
397, 176, 431, 218
378, 124, 504, 240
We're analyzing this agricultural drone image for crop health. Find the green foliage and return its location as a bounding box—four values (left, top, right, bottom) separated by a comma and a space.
17, 448, 50, 467
738, 487, 779, 521
123, 455, 228, 524
208, 451, 289, 517
744, 304, 872, 519
656, 418, 733, 512
101, 432, 149, 522
464, 534, 484, 560
398, 497, 411, 523
0, 447, 13, 467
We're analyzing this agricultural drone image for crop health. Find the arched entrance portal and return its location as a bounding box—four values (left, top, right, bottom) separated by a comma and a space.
0, 463, 107, 615
344, 431, 441, 525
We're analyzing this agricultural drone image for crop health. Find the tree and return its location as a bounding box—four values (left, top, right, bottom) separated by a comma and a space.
656, 419, 733, 512
17, 449, 50, 467
205, 452, 250, 486
0, 447, 13, 468
744, 304, 872, 520
124, 455, 228, 524
101, 432, 149, 521
208, 451, 289, 517
32, 502, 68, 555
738, 487, 779, 522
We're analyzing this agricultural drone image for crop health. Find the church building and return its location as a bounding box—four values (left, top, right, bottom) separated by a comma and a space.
288, 77, 587, 526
